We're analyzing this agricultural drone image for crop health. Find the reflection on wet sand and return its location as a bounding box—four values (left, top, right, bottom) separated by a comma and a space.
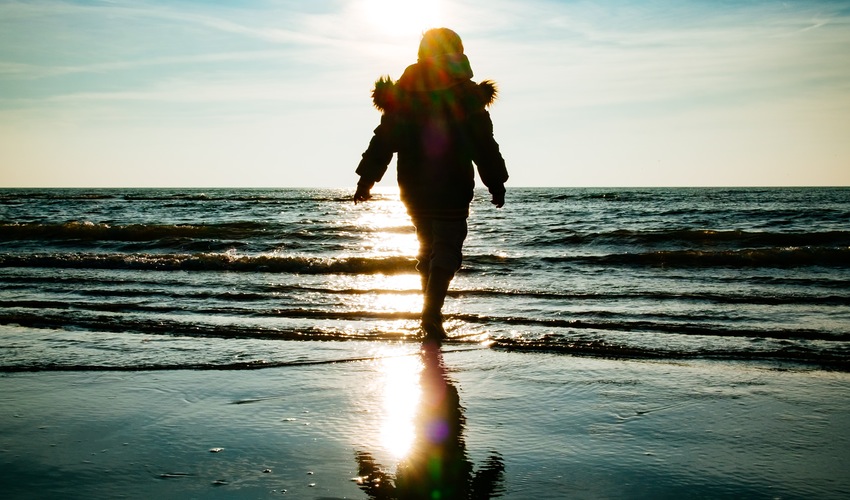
355, 341, 505, 499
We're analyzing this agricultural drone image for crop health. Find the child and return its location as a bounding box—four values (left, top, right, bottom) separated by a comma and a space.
354, 28, 509, 340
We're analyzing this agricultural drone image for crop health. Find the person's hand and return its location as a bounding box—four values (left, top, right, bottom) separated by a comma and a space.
491, 191, 505, 208
353, 183, 372, 204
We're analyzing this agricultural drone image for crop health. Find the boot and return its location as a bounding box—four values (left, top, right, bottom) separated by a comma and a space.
421, 267, 453, 341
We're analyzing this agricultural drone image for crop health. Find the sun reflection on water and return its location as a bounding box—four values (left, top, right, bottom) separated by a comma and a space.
352, 187, 418, 258
375, 348, 423, 459
348, 187, 423, 326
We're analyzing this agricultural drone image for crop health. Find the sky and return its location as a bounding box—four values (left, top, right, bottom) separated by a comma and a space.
1, 0, 849, 188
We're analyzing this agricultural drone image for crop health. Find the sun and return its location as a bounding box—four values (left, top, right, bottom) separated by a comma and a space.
362, 0, 442, 37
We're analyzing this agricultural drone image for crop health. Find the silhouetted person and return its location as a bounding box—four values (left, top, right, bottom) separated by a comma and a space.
355, 343, 505, 499
354, 28, 509, 340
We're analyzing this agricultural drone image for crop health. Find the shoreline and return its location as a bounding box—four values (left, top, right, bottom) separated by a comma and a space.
2, 343, 849, 498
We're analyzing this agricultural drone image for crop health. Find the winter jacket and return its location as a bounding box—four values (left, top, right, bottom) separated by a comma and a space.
356, 54, 508, 219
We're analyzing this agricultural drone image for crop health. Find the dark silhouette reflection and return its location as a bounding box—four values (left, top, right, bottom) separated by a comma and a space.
355, 341, 505, 499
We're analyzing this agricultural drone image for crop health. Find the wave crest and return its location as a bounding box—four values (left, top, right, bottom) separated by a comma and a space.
0, 252, 415, 274
0, 221, 267, 241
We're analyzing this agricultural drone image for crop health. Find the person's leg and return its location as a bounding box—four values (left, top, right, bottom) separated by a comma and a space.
420, 218, 467, 339
412, 216, 434, 293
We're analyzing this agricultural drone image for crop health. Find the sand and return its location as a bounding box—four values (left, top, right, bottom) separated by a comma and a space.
1, 342, 849, 499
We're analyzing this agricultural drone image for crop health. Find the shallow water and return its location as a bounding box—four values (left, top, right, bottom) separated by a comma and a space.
2, 347, 848, 498
1, 187, 849, 370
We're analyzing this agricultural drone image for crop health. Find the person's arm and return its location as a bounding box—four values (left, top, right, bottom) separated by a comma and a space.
354, 114, 396, 203
468, 110, 508, 208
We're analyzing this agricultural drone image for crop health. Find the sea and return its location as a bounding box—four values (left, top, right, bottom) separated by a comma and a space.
1, 187, 848, 372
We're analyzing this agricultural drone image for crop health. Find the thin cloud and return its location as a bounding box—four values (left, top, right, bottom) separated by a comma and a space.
473, 0, 850, 111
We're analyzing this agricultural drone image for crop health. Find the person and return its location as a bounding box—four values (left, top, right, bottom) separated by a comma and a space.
354, 28, 508, 341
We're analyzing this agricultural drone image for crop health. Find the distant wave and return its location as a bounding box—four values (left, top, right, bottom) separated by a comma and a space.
0, 189, 353, 203
7, 279, 845, 306
536, 247, 850, 268
529, 229, 850, 248
0, 221, 267, 241
2, 246, 848, 273
0, 252, 416, 274
0, 221, 413, 243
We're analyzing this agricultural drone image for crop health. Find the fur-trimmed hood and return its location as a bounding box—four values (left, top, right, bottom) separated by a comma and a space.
370, 55, 498, 113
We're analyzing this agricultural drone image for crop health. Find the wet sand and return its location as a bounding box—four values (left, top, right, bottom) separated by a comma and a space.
1, 342, 849, 499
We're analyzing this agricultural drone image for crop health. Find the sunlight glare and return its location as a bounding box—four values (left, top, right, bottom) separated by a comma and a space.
377, 350, 423, 458
350, 187, 421, 324
362, 0, 442, 37
354, 188, 418, 258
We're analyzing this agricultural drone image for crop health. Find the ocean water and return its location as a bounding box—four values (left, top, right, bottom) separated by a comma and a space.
1, 187, 848, 371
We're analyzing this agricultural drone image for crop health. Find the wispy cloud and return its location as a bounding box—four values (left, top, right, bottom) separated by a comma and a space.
0, 0, 381, 114
468, 0, 850, 112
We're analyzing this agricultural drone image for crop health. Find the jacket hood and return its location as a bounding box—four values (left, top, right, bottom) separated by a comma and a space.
399, 53, 473, 91
371, 76, 498, 113
371, 54, 497, 112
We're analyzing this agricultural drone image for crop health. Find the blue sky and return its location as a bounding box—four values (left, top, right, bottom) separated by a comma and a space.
1, 0, 848, 187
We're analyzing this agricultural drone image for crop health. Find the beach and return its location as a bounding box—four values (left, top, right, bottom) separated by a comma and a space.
2, 341, 849, 499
